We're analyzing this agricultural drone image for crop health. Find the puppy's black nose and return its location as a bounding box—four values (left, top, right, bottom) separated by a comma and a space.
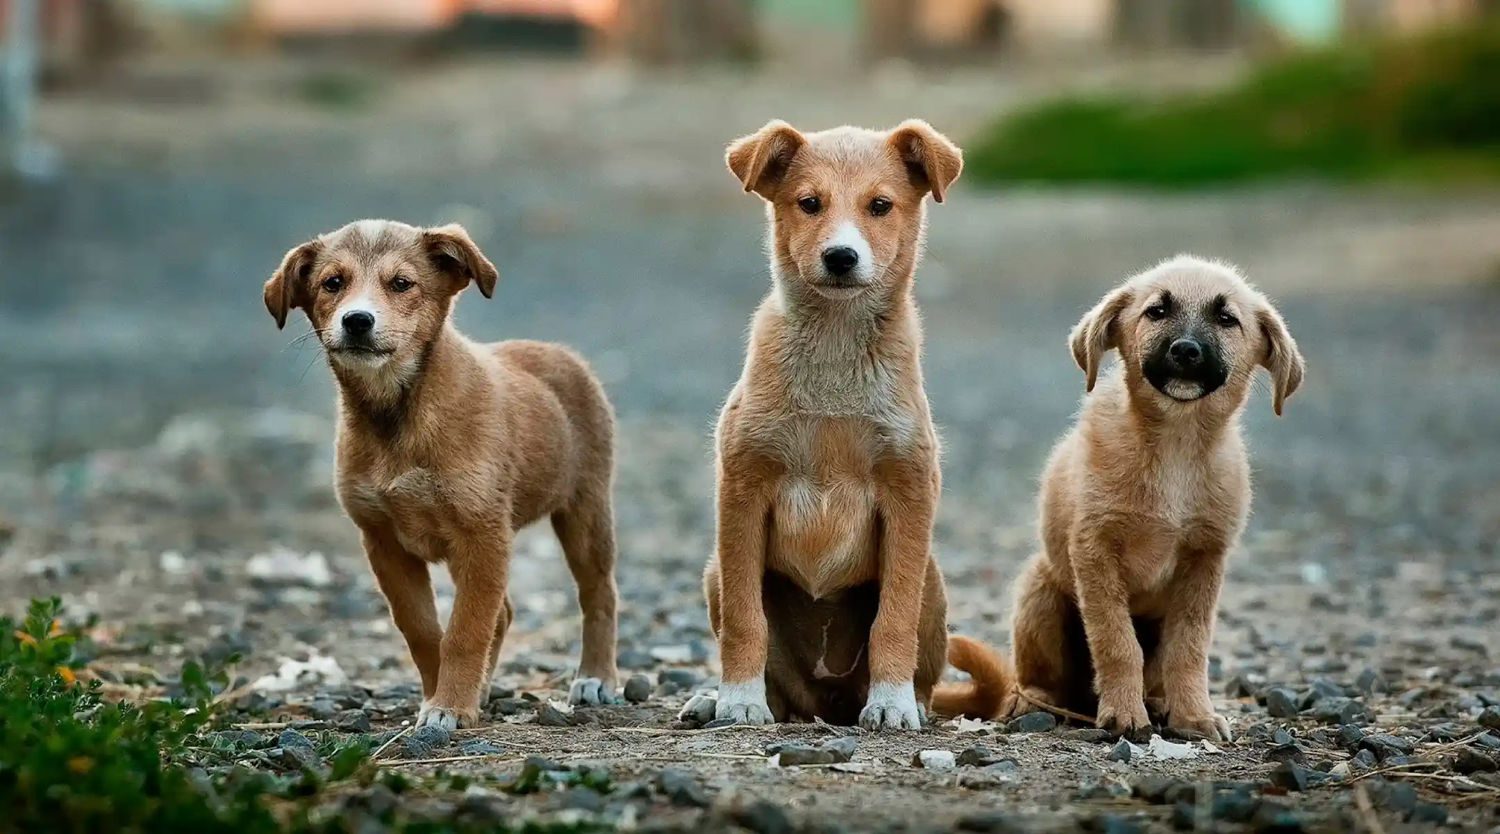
342, 310, 375, 336
822, 246, 859, 277
1168, 338, 1203, 368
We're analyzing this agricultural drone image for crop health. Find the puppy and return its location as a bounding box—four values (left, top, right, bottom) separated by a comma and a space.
680, 119, 982, 730
263, 220, 620, 729
946, 255, 1305, 740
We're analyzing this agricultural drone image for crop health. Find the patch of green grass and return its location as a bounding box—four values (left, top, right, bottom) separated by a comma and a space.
0, 599, 611, 834
967, 24, 1500, 187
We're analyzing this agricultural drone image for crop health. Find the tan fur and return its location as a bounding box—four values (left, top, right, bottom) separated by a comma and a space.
693, 119, 987, 730
263, 219, 619, 729
1005, 255, 1305, 740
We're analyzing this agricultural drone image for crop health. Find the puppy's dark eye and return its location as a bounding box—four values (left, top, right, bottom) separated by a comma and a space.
391, 276, 414, 293
321, 275, 344, 293
1216, 311, 1239, 328
869, 197, 893, 217
1144, 302, 1170, 321
797, 196, 821, 215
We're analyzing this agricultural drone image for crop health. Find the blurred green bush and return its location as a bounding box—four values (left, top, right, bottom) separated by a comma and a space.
968, 25, 1500, 186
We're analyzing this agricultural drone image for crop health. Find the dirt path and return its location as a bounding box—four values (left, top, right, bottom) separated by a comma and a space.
2, 55, 1499, 832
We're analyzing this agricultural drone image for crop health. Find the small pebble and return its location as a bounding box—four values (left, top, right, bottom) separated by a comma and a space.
733, 800, 793, 834
334, 709, 371, 733
913, 749, 956, 771
622, 674, 652, 703
655, 768, 709, 808
1005, 711, 1057, 734
1264, 687, 1299, 719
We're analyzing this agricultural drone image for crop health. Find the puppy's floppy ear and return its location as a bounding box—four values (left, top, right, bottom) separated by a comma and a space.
423, 224, 499, 298
264, 240, 322, 330
1069, 285, 1134, 392
726, 120, 806, 199
888, 119, 963, 203
1256, 301, 1305, 416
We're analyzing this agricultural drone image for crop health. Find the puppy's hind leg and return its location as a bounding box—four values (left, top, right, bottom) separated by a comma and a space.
552, 488, 621, 706
1009, 559, 1079, 720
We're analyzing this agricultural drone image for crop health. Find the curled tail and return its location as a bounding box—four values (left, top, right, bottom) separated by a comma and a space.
930, 635, 1013, 719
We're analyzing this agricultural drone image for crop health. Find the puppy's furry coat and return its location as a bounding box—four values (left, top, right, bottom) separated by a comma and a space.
943, 256, 1304, 740
682, 119, 1005, 730
264, 220, 620, 729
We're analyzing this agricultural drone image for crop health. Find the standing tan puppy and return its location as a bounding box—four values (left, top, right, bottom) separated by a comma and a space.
680, 120, 972, 729
263, 220, 620, 730
946, 256, 1305, 740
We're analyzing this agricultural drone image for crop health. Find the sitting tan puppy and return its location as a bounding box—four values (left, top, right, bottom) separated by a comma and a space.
946, 256, 1304, 740
263, 220, 620, 729
680, 120, 971, 730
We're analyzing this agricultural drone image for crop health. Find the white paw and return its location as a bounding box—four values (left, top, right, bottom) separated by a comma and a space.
568, 676, 619, 706
859, 681, 922, 731
416, 701, 462, 732
714, 679, 774, 725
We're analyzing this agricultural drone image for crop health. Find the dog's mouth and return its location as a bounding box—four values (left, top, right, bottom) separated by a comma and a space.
809, 281, 868, 300
1143, 366, 1227, 402
330, 344, 396, 361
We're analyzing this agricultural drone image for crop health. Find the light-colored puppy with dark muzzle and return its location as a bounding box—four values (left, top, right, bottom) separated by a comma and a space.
948, 255, 1305, 740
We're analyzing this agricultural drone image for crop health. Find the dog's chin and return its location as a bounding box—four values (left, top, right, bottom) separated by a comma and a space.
329, 346, 396, 370
1147, 376, 1224, 403
809, 282, 869, 300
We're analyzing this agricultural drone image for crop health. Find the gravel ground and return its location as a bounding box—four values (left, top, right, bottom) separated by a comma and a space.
3, 55, 1500, 833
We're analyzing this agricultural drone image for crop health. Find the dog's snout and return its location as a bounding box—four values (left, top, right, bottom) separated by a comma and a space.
1168, 338, 1203, 368
822, 246, 859, 277
342, 310, 375, 336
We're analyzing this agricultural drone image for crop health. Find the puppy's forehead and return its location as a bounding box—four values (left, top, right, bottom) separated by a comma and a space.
791, 126, 902, 181
322, 219, 422, 261
1139, 258, 1251, 304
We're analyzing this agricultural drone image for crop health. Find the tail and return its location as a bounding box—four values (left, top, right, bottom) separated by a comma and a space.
930, 635, 1014, 719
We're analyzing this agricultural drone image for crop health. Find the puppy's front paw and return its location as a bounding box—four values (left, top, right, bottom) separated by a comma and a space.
714, 679, 774, 726
568, 676, 620, 707
1168, 710, 1232, 742
1095, 692, 1151, 736
859, 681, 922, 731
417, 700, 477, 731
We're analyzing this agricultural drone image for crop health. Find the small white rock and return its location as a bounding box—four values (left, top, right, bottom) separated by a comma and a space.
914, 749, 957, 771
1146, 735, 1199, 761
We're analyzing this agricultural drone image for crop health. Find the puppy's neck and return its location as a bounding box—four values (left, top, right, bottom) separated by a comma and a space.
768, 263, 917, 416
332, 324, 468, 443
1097, 370, 1242, 452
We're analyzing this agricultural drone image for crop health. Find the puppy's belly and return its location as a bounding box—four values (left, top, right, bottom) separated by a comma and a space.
766, 477, 878, 600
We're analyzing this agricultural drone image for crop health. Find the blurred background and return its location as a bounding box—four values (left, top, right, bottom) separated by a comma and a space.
1, 0, 1498, 702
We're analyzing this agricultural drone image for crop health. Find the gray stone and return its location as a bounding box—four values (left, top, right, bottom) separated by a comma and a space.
1479, 706, 1500, 731
536, 703, 575, 727
1106, 739, 1135, 763
1360, 733, 1415, 761
733, 800, 793, 834
1452, 748, 1497, 774
655, 768, 709, 808
334, 709, 371, 733
623, 674, 652, 703
1005, 711, 1057, 734
1265, 687, 1300, 719
278, 728, 315, 750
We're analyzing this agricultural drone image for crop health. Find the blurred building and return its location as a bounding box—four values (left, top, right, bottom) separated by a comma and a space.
1, 0, 1492, 67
